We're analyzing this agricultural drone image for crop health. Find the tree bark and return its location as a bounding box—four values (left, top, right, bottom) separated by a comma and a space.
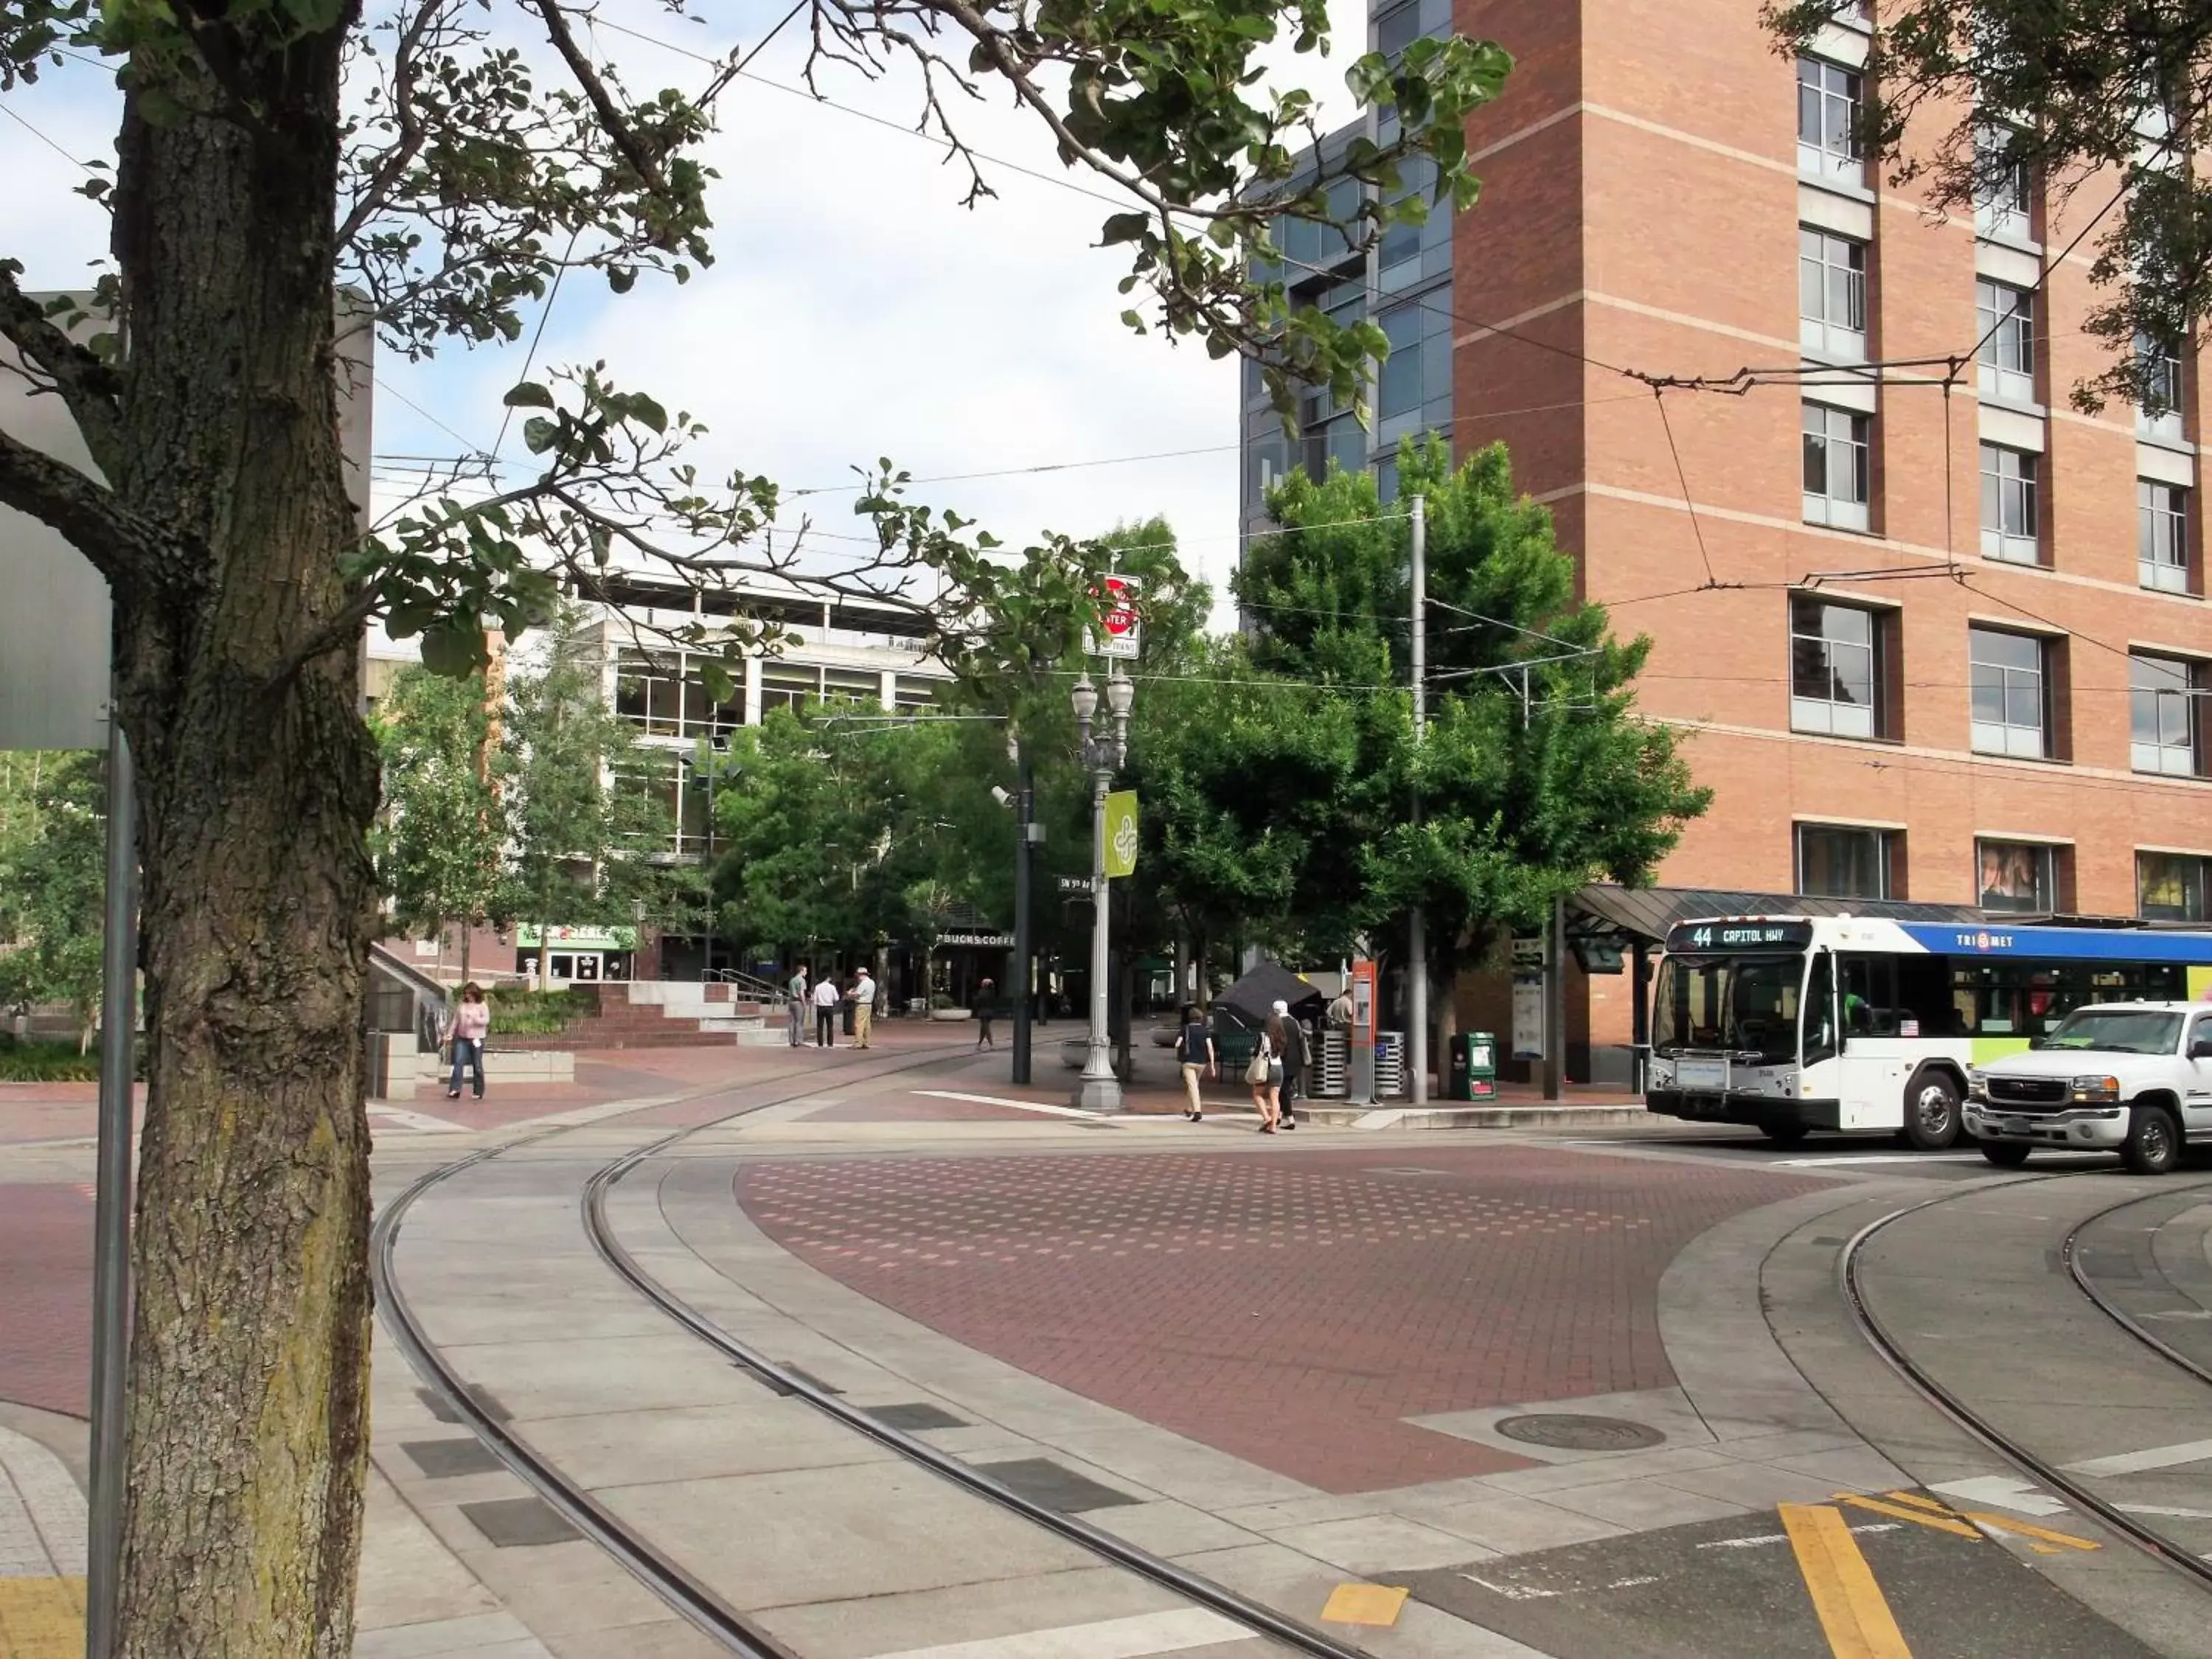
107, 24, 380, 1658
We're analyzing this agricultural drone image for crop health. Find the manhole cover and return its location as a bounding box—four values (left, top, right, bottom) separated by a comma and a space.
1494, 1413, 1666, 1452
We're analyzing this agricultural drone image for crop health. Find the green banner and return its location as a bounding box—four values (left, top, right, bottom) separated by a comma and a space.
1103, 790, 1139, 880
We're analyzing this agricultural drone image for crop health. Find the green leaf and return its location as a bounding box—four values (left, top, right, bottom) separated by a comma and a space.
501, 381, 555, 409
1101, 212, 1150, 246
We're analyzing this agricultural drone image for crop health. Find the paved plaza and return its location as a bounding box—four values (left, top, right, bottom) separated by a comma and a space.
1, 1034, 2208, 1658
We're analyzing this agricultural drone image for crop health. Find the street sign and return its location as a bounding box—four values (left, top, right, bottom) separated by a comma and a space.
1102, 790, 1138, 879
1057, 874, 1089, 895
1085, 576, 1141, 659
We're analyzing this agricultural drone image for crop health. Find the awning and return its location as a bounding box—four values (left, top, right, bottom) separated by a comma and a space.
1572, 884, 1988, 946
1215, 960, 1329, 1026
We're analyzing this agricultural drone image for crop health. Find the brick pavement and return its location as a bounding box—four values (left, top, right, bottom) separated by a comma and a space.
0, 1189, 89, 1419
736, 1145, 1822, 1493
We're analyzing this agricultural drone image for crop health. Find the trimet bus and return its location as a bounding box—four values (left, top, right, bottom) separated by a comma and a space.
1644, 914, 2212, 1147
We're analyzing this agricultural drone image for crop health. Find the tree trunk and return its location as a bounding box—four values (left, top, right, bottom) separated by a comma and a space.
108, 29, 379, 1659
458, 918, 472, 986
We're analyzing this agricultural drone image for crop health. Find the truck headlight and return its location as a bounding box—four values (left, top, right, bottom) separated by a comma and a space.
2070, 1075, 2121, 1103
1966, 1066, 1986, 1100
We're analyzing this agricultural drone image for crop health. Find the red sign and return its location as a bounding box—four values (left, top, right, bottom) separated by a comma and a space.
1091, 577, 1141, 658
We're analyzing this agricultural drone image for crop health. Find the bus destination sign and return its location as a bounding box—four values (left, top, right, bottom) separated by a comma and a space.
1665, 919, 1815, 953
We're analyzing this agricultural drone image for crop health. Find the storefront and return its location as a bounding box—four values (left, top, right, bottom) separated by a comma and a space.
515, 925, 637, 986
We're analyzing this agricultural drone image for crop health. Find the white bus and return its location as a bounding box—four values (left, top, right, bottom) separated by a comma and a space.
1644, 914, 2212, 1147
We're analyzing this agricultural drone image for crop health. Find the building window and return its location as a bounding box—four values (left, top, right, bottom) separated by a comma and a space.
1798, 823, 1893, 899
892, 675, 939, 713
1975, 125, 2032, 241
1800, 229, 1868, 361
2140, 851, 2212, 922
1975, 281, 2035, 403
2140, 479, 2189, 591
1378, 302, 1423, 436
1804, 403, 1871, 530
1798, 59, 1864, 187
1978, 840, 2056, 913
1978, 444, 2039, 563
1969, 626, 2049, 758
759, 664, 820, 717
2138, 331, 2185, 441
1790, 597, 1881, 738
2131, 653, 2203, 776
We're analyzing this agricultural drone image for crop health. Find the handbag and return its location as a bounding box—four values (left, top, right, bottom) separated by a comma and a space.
1243, 1036, 1271, 1086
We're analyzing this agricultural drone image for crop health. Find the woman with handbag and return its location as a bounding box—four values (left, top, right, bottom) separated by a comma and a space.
1247, 1018, 1280, 1133
442, 982, 490, 1101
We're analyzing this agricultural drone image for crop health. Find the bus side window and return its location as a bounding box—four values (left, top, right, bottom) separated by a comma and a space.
1839, 955, 1899, 1038
1804, 952, 1838, 1064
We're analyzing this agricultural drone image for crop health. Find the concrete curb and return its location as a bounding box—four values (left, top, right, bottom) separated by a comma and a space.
1294, 1105, 1652, 1131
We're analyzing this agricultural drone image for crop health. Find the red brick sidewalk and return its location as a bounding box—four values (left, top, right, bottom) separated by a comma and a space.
737, 1144, 1819, 1493
0, 1185, 92, 1417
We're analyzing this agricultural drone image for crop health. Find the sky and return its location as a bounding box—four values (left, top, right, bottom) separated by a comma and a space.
0, 0, 1373, 623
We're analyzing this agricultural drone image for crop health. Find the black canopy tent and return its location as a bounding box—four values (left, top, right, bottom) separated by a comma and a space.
1214, 961, 1328, 1029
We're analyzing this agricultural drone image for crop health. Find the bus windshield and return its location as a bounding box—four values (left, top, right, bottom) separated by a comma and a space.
2034, 1008, 2183, 1055
1654, 953, 1803, 1065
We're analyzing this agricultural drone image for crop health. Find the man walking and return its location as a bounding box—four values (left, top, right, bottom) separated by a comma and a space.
813, 971, 841, 1048
1272, 998, 1307, 1131
787, 963, 810, 1048
852, 966, 877, 1048
974, 978, 999, 1050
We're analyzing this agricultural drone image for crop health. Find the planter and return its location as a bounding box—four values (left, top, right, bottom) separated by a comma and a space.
929, 1007, 973, 1023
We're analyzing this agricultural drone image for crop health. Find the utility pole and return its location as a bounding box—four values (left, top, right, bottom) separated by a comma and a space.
1545, 891, 1567, 1101
1010, 738, 1036, 1085
1408, 493, 1428, 1107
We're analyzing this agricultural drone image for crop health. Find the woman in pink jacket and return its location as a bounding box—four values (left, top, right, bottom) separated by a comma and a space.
445, 983, 491, 1100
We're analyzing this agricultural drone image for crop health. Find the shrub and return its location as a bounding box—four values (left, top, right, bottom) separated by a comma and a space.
0, 1035, 144, 1082
482, 987, 585, 1035
929, 992, 955, 1011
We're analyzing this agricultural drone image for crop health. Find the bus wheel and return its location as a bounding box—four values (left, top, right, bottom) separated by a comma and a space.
2121, 1102, 2182, 1176
1759, 1121, 1809, 1147
1979, 1141, 2031, 1168
1901, 1070, 1962, 1150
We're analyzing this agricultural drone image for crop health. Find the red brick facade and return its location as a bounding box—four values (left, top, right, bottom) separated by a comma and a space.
1455, 1, 2212, 1046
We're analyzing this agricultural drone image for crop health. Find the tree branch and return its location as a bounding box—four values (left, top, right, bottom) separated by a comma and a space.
526, 0, 673, 199
0, 425, 161, 592
337, 0, 451, 247
0, 267, 124, 476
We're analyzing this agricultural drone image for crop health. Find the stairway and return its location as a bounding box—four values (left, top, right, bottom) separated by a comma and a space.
535, 981, 775, 1049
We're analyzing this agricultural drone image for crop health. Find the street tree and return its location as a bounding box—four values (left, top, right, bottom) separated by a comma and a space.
372, 667, 507, 981
504, 608, 678, 982
1765, 0, 2212, 411
0, 751, 108, 1049
0, 0, 1513, 1639
1234, 438, 1711, 1057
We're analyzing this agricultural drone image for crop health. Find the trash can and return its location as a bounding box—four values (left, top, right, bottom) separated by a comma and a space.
1374, 1030, 1405, 1099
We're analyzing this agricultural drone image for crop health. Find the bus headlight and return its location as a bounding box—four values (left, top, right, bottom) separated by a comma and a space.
2070, 1075, 2121, 1103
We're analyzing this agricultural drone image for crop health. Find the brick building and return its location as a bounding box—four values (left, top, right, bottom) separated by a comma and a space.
1245, 1, 2212, 1074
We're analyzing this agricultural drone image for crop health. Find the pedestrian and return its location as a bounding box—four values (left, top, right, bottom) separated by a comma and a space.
852, 965, 877, 1048
787, 962, 810, 1048
1248, 1018, 1279, 1131
442, 982, 490, 1101
1178, 1004, 1217, 1122
813, 971, 841, 1047
1272, 998, 1306, 1131
974, 978, 998, 1049
1327, 984, 1354, 1029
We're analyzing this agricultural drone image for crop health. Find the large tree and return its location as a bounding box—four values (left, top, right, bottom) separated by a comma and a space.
0, 0, 1511, 1644
0, 750, 108, 1050
1766, 0, 2212, 411
371, 666, 507, 979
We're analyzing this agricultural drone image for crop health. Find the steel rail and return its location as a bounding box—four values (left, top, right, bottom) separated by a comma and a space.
2065, 1181, 2212, 1394
1840, 1175, 2212, 1591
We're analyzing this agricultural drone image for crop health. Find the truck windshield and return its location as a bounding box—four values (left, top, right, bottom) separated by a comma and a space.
1653, 953, 1803, 1065
2034, 1008, 2183, 1055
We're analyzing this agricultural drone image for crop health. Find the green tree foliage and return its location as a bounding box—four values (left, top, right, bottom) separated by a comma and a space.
1231, 439, 1710, 1035
1765, 0, 2209, 411
0, 752, 108, 1048
371, 667, 507, 975
504, 608, 681, 975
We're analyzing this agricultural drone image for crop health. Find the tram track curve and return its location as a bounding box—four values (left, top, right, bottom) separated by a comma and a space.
373, 1045, 1371, 1659
1840, 1172, 2212, 1594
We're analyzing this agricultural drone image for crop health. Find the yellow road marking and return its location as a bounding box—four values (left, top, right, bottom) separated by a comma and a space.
1844, 1491, 2100, 1554
1321, 1583, 1409, 1627
1780, 1504, 1914, 1659
1834, 1493, 1982, 1539
0, 1576, 86, 1659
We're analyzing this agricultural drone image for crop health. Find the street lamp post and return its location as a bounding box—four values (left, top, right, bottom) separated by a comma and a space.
1071, 667, 1133, 1112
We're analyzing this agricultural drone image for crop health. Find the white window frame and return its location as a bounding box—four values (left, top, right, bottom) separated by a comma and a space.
2138, 331, 2185, 442
2140, 479, 2190, 592
1979, 443, 2039, 563
1800, 228, 1868, 361
1975, 279, 2035, 403
1975, 125, 2033, 243
1969, 626, 2049, 759
1798, 58, 1865, 188
1790, 596, 1880, 738
2131, 652, 2202, 777
1804, 401, 1871, 531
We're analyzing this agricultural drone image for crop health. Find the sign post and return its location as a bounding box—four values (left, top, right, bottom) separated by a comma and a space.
1086, 577, 1142, 660
1348, 959, 1377, 1105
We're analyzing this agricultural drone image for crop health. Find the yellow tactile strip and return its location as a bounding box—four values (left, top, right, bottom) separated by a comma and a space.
0, 1576, 85, 1659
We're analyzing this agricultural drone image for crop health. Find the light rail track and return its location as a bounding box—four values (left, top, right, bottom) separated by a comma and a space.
373, 1046, 1371, 1659
1840, 1174, 2212, 1593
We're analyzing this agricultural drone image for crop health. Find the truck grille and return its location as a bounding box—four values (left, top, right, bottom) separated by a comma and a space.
1986, 1076, 2067, 1109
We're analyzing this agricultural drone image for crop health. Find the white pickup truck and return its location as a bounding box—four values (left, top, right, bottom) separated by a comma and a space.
1966, 1001, 2212, 1175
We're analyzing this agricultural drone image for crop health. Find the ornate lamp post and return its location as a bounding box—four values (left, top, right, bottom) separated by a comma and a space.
1071, 666, 1133, 1111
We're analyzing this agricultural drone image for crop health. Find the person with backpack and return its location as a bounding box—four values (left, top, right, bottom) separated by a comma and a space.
1272, 998, 1307, 1131
1177, 1004, 1217, 1122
